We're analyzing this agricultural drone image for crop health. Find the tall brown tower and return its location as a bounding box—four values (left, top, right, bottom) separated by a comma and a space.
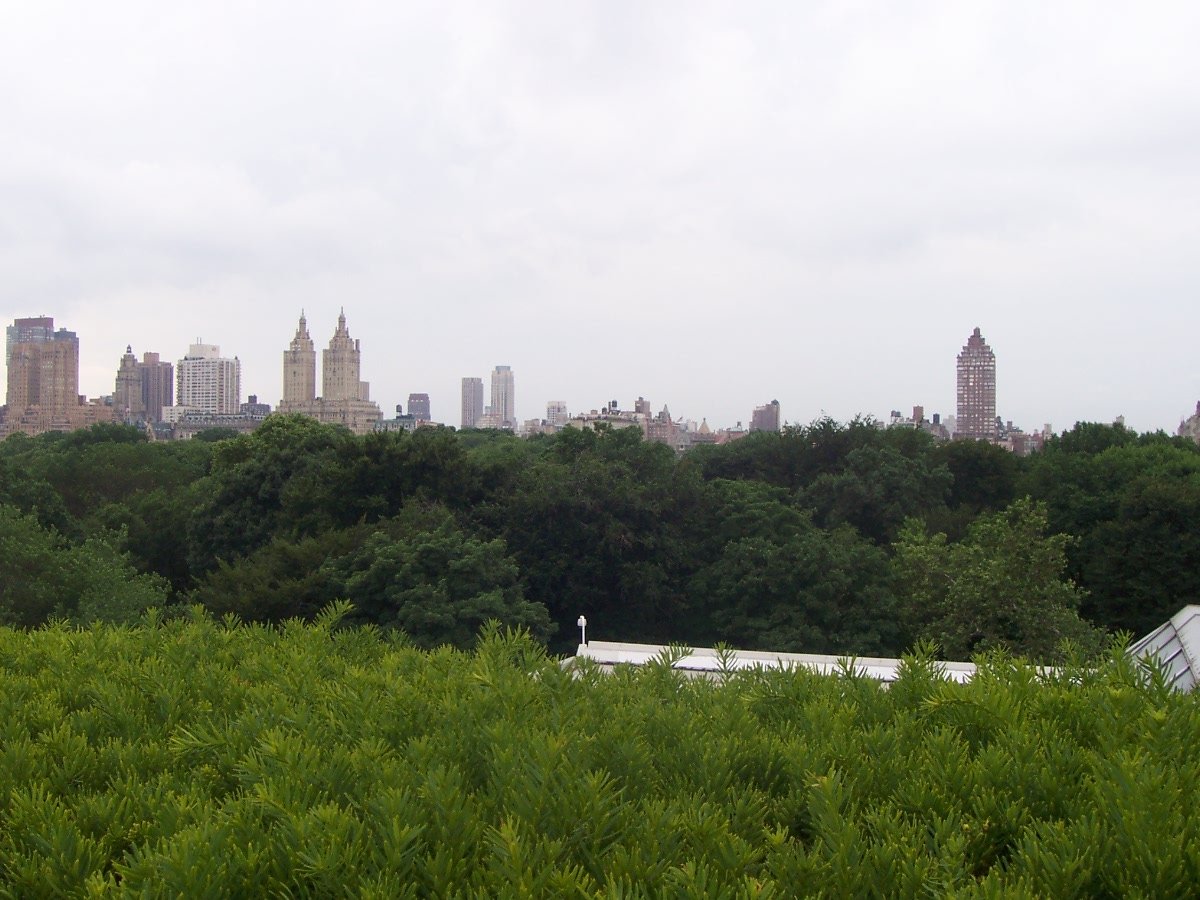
322, 309, 369, 403
114, 346, 145, 422
281, 312, 317, 407
139, 352, 173, 423
956, 327, 997, 440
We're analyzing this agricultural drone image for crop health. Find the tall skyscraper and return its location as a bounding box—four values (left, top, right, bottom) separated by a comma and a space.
750, 400, 781, 432
281, 312, 316, 406
407, 393, 431, 420
176, 343, 241, 414
490, 365, 515, 429
6, 316, 79, 419
461, 377, 484, 429
956, 327, 997, 440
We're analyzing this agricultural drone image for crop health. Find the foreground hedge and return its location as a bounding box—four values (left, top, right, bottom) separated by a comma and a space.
0, 607, 1197, 897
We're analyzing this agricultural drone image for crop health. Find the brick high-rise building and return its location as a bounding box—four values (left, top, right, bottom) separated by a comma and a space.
139, 352, 173, 423
750, 400, 781, 432
6, 316, 79, 419
956, 327, 997, 440
461, 377, 483, 429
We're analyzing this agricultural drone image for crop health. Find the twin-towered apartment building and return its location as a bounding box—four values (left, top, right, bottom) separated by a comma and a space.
275, 311, 382, 434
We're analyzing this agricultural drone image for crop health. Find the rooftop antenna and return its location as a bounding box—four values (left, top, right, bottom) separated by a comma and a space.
577, 615, 588, 646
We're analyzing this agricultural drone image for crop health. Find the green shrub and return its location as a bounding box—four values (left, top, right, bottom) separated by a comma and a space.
0, 611, 1196, 896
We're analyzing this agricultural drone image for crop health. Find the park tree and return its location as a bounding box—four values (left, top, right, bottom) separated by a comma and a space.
499, 427, 697, 650
327, 516, 553, 648
186, 416, 356, 573
933, 438, 1019, 513
799, 444, 951, 544
1074, 471, 1200, 635
189, 524, 373, 622
1020, 436, 1200, 635
694, 416, 887, 492
892, 498, 1102, 661
692, 518, 898, 655
0, 504, 168, 626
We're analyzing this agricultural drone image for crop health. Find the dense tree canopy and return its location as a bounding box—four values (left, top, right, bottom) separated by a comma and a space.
1, 416, 1195, 658
0, 504, 168, 626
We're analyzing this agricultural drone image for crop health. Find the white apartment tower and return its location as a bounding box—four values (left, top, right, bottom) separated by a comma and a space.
176, 342, 240, 414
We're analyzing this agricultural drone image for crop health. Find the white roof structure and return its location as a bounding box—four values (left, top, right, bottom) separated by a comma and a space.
570, 607, 1200, 691
570, 640, 977, 684
1128, 605, 1200, 692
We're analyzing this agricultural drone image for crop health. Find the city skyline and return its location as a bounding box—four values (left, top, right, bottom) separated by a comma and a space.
1, 310, 1197, 437
3, 4, 1199, 433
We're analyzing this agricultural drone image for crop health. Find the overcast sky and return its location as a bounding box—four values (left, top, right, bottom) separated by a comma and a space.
3, 1, 1198, 433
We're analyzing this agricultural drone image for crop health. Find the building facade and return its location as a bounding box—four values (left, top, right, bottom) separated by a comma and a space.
546, 400, 569, 428
490, 365, 515, 429
282, 313, 317, 407
139, 352, 173, 423
407, 393, 431, 421
6, 316, 55, 361
750, 400, 781, 432
322, 310, 370, 404
461, 377, 484, 429
956, 327, 997, 440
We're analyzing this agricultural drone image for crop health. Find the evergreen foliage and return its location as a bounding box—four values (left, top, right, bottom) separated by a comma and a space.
0, 616, 1196, 896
